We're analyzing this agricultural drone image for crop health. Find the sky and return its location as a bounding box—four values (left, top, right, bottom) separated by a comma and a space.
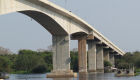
0, 0, 140, 53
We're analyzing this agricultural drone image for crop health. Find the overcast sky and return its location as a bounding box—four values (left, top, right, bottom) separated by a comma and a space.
0, 0, 140, 53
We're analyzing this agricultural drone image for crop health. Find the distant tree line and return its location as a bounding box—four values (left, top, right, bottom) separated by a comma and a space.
0, 46, 140, 74
0, 49, 53, 73
0, 47, 78, 73
115, 51, 140, 72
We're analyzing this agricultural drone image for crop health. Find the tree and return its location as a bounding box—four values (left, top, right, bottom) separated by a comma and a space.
104, 60, 112, 67
0, 56, 11, 72
15, 50, 47, 73
70, 51, 78, 72
0, 46, 12, 55
116, 52, 140, 70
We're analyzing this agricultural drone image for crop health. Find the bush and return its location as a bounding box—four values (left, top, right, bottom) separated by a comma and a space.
14, 50, 47, 73
104, 60, 112, 67
32, 65, 47, 73
117, 62, 130, 69
70, 51, 78, 72
0, 56, 11, 72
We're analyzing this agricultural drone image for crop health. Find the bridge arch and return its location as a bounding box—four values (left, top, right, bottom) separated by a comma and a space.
0, 0, 91, 36
0, 10, 74, 77
19, 10, 68, 36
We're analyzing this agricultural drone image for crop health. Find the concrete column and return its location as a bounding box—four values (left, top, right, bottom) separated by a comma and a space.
104, 50, 110, 61
96, 45, 104, 73
47, 35, 76, 78
110, 53, 115, 67
78, 36, 87, 73
52, 35, 70, 71
87, 40, 96, 72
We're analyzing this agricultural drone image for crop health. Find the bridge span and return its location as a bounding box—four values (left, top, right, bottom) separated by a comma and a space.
0, 0, 125, 78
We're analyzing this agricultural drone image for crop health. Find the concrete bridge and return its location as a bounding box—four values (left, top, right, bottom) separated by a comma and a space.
0, 0, 125, 78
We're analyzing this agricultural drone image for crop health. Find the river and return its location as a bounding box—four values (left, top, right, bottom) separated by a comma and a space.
5, 73, 140, 80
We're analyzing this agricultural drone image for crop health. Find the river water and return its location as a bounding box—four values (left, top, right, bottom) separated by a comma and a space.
5, 73, 140, 80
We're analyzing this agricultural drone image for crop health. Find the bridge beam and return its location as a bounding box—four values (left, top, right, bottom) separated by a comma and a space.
87, 40, 96, 73
47, 35, 76, 78
96, 45, 104, 73
78, 36, 87, 73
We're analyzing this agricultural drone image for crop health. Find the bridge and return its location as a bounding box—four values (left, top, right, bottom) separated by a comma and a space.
0, 0, 125, 78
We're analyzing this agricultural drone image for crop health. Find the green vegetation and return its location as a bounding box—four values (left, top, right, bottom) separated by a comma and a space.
104, 60, 112, 73
116, 51, 140, 75
0, 49, 79, 74
0, 49, 53, 74
104, 60, 112, 67
70, 51, 78, 72
14, 50, 49, 73
0, 56, 11, 73
0, 46, 140, 75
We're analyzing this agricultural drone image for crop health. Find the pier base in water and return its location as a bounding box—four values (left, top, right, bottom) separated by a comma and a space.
47, 70, 77, 78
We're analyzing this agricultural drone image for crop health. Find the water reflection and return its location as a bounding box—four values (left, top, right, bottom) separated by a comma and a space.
78, 73, 105, 80
78, 73, 88, 80
52, 73, 109, 80
88, 73, 97, 80
53, 78, 73, 80
5, 73, 140, 80
52, 73, 140, 80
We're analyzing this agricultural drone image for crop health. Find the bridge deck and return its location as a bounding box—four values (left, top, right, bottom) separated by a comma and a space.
37, 0, 125, 55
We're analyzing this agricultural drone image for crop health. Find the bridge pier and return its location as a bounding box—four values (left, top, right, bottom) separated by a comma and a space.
87, 40, 96, 73
96, 45, 104, 73
110, 53, 115, 67
78, 36, 87, 73
47, 35, 76, 78
104, 50, 110, 61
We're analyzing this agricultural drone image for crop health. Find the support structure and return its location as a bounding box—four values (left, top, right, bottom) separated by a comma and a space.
104, 50, 110, 61
47, 35, 76, 78
87, 40, 96, 72
110, 53, 115, 67
96, 45, 104, 73
78, 36, 87, 73
0, 0, 126, 78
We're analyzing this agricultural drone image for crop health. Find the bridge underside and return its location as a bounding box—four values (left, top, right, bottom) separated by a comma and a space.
0, 0, 125, 78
